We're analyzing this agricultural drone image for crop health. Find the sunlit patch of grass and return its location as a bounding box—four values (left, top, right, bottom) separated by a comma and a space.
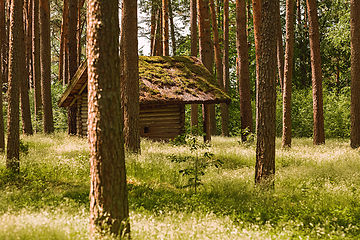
0, 209, 88, 240
2, 133, 360, 238
0, 133, 90, 212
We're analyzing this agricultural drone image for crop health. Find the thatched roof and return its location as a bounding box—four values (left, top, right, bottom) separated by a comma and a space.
58, 56, 230, 108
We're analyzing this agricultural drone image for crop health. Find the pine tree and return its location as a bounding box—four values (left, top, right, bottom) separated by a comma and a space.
253, 0, 278, 185
306, 0, 325, 145
88, 0, 130, 237
120, 0, 140, 153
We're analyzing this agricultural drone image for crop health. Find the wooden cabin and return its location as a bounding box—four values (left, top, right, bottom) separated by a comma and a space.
58, 56, 230, 141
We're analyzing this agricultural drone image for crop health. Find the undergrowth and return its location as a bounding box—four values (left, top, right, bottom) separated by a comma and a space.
0, 133, 360, 239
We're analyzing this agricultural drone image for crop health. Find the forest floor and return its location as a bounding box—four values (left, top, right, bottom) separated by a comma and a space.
0, 133, 359, 239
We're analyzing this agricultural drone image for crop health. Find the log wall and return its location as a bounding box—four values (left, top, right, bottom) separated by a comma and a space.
76, 98, 185, 141
75, 93, 88, 137
140, 105, 185, 141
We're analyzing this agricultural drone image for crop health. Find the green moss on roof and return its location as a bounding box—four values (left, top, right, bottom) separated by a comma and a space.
60, 56, 230, 107
138, 56, 230, 104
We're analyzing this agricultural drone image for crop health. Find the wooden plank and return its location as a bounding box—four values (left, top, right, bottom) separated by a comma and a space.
140, 106, 180, 114
142, 134, 181, 139
140, 112, 180, 118
143, 129, 182, 134
140, 116, 180, 122
139, 123, 182, 128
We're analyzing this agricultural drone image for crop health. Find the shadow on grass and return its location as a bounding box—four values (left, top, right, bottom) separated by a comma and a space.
0, 166, 89, 211
128, 182, 360, 237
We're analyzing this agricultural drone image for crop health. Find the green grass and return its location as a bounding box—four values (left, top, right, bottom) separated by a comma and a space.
1, 133, 360, 239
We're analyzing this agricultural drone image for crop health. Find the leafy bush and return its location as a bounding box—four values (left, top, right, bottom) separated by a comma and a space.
275, 87, 351, 138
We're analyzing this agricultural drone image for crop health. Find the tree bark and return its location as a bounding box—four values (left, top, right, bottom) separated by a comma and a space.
150, 0, 160, 55
67, 0, 78, 135
209, 0, 226, 136
351, 0, 360, 148
33, 0, 42, 132
276, 2, 284, 91
236, 0, 253, 141
25, 0, 32, 84
40, 0, 54, 134
162, 0, 169, 55
253, 0, 278, 185
282, 0, 295, 148
152, 9, 163, 56
306, 0, 325, 145
168, 0, 176, 55
120, 0, 140, 153
190, 0, 198, 133
220, 0, 229, 137
59, 0, 68, 84
20, 0, 33, 136
20, 74, 33, 135
7, 0, 25, 172
150, 0, 156, 54
77, 0, 85, 65
0, 0, 5, 150
209, 0, 223, 90
198, 0, 213, 141
297, 0, 308, 88
87, 0, 130, 238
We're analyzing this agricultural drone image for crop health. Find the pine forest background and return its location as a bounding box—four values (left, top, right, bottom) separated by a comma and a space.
0, 0, 351, 138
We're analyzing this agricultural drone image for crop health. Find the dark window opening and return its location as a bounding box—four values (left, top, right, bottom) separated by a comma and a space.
144, 126, 150, 133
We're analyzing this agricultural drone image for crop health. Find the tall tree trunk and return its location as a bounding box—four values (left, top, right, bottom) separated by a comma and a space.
67, 0, 78, 135
152, 9, 162, 56
297, 0, 308, 87
150, 0, 159, 55
276, 2, 284, 91
63, 0, 69, 86
33, 0, 42, 132
190, 0, 199, 133
306, 0, 324, 145
120, 0, 140, 153
3, 0, 9, 85
253, 0, 278, 185
168, 0, 176, 55
20, 72, 33, 135
209, 0, 226, 136
59, 0, 68, 84
20, 0, 33, 135
0, 0, 5, 150
209, 0, 223, 90
40, 0, 54, 134
198, 0, 213, 141
221, 0, 229, 137
351, 0, 360, 148
77, 0, 85, 65
7, 0, 25, 172
162, 0, 169, 56
236, 0, 253, 141
282, 0, 295, 148
26, 0, 32, 83
87, 0, 130, 238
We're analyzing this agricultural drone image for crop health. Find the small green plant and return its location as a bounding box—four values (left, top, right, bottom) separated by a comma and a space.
238, 127, 256, 145
19, 139, 29, 155
169, 135, 223, 192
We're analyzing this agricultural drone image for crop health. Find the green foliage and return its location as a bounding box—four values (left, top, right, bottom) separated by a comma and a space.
19, 139, 29, 155
169, 135, 223, 192
275, 87, 351, 138
51, 82, 68, 132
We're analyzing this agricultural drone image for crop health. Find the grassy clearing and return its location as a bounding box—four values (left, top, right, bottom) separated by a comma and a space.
0, 133, 360, 239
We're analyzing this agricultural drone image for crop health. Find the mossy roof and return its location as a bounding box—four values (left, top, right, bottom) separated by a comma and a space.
58, 56, 230, 108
